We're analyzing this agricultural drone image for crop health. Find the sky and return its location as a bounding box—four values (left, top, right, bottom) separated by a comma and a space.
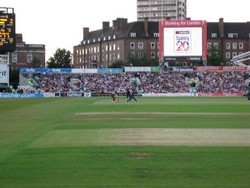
1, 0, 250, 61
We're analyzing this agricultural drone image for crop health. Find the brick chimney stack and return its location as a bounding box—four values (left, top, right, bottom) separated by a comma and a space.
102, 21, 110, 34
83, 27, 89, 40
115, 18, 128, 33
219, 18, 224, 37
112, 20, 117, 28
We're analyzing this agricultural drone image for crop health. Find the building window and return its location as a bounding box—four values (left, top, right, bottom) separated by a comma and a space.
138, 42, 144, 49
151, 42, 156, 49
232, 52, 237, 57
151, 52, 156, 59
109, 53, 112, 61
154, 33, 159, 37
226, 52, 231, 59
228, 33, 238, 38
207, 43, 212, 49
138, 52, 144, 59
12, 53, 17, 63
130, 51, 135, 57
232, 43, 237, 49
27, 53, 32, 63
239, 52, 243, 56
239, 43, 244, 49
130, 42, 135, 49
130, 33, 136, 37
226, 43, 231, 50
211, 33, 217, 38
213, 43, 218, 49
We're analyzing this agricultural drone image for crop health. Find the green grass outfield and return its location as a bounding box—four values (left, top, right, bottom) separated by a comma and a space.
0, 97, 250, 187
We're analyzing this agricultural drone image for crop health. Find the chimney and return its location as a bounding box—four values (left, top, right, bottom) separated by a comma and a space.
102, 21, 110, 34
219, 18, 224, 38
144, 17, 149, 37
112, 20, 117, 28
83, 27, 89, 40
115, 18, 128, 33
16, 34, 23, 43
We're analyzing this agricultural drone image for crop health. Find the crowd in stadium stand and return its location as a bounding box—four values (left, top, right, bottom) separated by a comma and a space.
20, 71, 249, 94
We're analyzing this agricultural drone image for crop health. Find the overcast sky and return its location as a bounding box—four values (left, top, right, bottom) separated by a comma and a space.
1, 0, 250, 61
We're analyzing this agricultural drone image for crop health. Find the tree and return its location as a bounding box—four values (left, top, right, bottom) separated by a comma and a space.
9, 69, 19, 89
108, 60, 125, 68
126, 56, 159, 67
127, 56, 147, 66
148, 59, 159, 66
207, 45, 224, 66
47, 48, 72, 68
31, 56, 42, 68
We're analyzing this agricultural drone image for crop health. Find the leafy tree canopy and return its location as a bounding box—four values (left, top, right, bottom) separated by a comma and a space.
207, 45, 225, 66
31, 56, 42, 68
47, 48, 72, 68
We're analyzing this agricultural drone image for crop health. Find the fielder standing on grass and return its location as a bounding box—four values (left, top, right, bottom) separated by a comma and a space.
111, 91, 118, 103
127, 88, 137, 102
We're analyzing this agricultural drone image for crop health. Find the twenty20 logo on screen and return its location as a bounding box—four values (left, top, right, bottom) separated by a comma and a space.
175, 30, 191, 53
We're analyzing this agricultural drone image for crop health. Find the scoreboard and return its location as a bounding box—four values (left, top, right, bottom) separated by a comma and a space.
0, 8, 16, 53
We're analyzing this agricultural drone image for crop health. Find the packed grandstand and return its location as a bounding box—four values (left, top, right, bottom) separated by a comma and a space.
1, 66, 245, 98
1, 67, 250, 97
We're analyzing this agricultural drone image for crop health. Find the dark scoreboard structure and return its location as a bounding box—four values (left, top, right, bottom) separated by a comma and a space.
0, 7, 16, 53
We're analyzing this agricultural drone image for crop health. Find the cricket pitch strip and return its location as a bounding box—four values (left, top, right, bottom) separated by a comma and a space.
28, 128, 250, 148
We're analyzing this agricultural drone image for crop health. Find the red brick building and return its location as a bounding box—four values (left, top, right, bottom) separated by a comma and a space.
73, 18, 159, 68
74, 18, 250, 68
8, 34, 46, 70
207, 18, 250, 65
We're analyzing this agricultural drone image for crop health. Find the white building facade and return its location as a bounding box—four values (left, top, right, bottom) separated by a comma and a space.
137, 0, 187, 21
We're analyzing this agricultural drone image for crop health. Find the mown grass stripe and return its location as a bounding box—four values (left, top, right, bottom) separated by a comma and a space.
76, 112, 250, 115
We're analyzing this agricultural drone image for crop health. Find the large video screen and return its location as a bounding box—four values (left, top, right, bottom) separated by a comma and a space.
163, 27, 202, 57
0, 13, 16, 53
159, 20, 207, 62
